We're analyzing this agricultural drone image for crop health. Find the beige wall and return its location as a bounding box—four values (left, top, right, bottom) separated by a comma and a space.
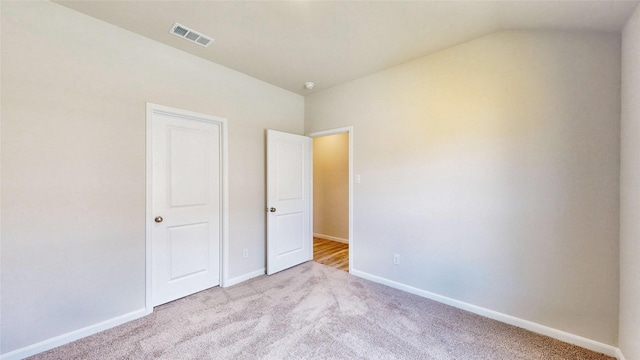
620, 3, 640, 359
313, 133, 349, 241
306, 31, 620, 344
1, 1, 630, 355
0, 1, 303, 354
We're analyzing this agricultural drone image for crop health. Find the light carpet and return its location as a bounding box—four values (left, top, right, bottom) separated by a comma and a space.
29, 262, 613, 359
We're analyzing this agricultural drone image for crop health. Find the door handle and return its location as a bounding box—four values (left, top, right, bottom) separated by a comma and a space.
269, 207, 276, 213
154, 216, 164, 223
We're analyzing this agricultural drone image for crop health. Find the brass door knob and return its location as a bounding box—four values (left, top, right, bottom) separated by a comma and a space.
269, 207, 276, 213
154, 216, 164, 223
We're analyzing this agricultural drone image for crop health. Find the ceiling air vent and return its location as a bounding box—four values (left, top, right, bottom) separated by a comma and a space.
169, 23, 214, 47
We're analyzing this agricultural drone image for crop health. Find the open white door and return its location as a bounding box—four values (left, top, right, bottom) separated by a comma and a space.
266, 130, 312, 275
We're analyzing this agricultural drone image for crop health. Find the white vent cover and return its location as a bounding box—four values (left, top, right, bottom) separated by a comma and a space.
169, 23, 214, 47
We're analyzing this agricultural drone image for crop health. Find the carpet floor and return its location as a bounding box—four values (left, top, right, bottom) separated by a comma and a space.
29, 262, 613, 359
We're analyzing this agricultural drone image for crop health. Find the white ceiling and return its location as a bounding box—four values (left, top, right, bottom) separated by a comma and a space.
56, 0, 639, 96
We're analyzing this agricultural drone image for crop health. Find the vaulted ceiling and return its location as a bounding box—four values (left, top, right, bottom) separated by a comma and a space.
56, 1, 639, 95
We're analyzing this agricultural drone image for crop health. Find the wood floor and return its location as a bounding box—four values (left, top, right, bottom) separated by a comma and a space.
313, 237, 349, 272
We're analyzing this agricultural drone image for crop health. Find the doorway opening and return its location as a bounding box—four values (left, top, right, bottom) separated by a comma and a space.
309, 127, 353, 273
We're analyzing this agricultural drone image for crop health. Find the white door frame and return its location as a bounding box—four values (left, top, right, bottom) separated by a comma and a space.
145, 103, 229, 314
307, 126, 354, 273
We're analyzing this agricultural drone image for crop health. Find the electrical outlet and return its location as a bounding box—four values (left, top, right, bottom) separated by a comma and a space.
242, 249, 249, 259
393, 253, 400, 265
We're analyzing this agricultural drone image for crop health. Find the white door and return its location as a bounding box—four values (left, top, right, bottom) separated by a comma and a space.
149, 105, 223, 306
266, 130, 312, 275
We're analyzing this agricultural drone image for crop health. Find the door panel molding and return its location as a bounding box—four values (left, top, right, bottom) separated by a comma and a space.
145, 103, 228, 314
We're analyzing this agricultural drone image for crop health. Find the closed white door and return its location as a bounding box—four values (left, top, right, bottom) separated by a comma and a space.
266, 130, 312, 275
149, 105, 223, 306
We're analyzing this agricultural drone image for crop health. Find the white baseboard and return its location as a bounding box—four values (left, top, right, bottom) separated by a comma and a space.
3, 270, 624, 360
2, 268, 265, 359
616, 348, 627, 360
350, 269, 621, 359
224, 268, 265, 287
0, 308, 146, 360
313, 233, 349, 244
